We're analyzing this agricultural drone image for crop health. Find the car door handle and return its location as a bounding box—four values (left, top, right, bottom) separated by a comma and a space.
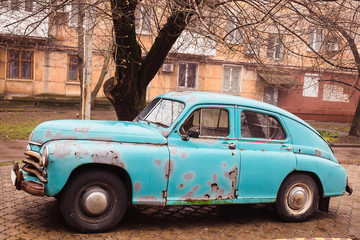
223, 142, 236, 150
281, 146, 292, 151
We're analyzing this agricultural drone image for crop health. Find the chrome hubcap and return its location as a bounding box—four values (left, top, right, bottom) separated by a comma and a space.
81, 187, 110, 216
288, 186, 308, 210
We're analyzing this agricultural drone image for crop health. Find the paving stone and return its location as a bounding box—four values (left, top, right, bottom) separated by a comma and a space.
1, 164, 360, 239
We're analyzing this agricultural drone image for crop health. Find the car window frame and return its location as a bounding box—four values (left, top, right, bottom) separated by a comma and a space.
237, 107, 290, 142
177, 105, 235, 139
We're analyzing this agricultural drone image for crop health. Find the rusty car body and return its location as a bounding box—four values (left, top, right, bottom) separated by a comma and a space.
11, 91, 352, 232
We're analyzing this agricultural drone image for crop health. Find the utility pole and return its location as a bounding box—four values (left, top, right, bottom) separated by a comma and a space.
80, 0, 94, 120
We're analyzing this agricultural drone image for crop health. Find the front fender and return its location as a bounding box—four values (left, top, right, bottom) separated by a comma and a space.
44, 140, 169, 204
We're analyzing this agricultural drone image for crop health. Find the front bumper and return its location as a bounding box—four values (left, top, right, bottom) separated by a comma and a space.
11, 161, 44, 197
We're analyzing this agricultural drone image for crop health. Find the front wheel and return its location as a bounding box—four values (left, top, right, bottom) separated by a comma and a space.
60, 169, 127, 232
276, 174, 319, 222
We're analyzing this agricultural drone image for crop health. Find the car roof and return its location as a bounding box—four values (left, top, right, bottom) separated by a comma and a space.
159, 91, 317, 133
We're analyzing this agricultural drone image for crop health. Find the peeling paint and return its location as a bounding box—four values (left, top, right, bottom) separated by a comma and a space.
154, 159, 162, 166
183, 172, 195, 181
134, 182, 141, 194
180, 150, 189, 159
212, 173, 217, 182
170, 147, 178, 155
164, 159, 175, 179
74, 127, 92, 133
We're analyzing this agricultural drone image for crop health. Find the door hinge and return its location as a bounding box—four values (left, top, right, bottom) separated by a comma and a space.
162, 190, 167, 199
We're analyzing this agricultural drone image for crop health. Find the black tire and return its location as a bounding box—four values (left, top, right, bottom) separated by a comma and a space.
60, 169, 127, 232
276, 174, 319, 222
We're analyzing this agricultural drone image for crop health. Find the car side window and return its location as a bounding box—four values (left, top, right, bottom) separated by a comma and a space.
241, 110, 285, 140
180, 108, 229, 137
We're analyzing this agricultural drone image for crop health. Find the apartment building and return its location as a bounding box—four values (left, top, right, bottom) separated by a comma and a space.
0, 1, 358, 122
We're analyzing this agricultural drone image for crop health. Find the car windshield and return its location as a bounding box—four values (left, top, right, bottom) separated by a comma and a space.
134, 98, 185, 127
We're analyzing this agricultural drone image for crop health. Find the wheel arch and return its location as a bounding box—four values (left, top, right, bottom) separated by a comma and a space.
278, 170, 324, 198
58, 163, 133, 204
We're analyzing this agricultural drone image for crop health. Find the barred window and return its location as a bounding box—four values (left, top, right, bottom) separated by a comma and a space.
7, 50, 33, 79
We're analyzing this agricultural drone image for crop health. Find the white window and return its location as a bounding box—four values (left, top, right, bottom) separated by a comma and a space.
135, 5, 152, 35
222, 65, 242, 93
225, 18, 242, 44
303, 73, 320, 97
327, 41, 339, 51
68, 3, 78, 27
307, 28, 324, 52
267, 35, 283, 60
178, 62, 198, 89
323, 84, 349, 102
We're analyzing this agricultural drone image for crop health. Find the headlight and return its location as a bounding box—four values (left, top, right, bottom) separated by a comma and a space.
40, 146, 49, 167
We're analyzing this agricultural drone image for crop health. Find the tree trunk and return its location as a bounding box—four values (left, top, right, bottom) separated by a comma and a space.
91, 53, 110, 109
103, 77, 147, 120
105, 0, 196, 120
349, 97, 360, 136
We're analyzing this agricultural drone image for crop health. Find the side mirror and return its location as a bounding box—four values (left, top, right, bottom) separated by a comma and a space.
188, 128, 200, 138
181, 128, 200, 141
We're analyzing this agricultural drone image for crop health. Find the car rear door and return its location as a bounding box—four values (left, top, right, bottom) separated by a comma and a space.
236, 107, 297, 201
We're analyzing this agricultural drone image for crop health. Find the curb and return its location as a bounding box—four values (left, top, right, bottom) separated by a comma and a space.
331, 143, 360, 148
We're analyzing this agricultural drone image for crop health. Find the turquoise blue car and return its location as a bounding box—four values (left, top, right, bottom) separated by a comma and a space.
11, 91, 352, 232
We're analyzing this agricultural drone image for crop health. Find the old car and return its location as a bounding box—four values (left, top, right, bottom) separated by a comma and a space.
11, 91, 352, 232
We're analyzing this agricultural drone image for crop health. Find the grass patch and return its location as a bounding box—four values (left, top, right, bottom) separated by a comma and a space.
0, 108, 118, 141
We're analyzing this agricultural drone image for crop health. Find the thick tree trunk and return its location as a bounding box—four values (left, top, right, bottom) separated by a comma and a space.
349, 97, 360, 136
103, 77, 147, 120
105, 0, 197, 120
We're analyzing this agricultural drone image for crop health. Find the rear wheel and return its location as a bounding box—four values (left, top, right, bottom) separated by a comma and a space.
276, 174, 319, 222
60, 169, 127, 232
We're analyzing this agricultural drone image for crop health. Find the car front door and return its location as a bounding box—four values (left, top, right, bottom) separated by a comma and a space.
236, 108, 296, 201
166, 105, 240, 204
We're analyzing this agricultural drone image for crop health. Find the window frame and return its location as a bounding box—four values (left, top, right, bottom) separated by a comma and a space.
307, 27, 324, 52
135, 4, 153, 35
222, 65, 243, 93
302, 73, 320, 97
177, 62, 198, 90
238, 108, 289, 142
178, 106, 232, 139
225, 17, 243, 44
6, 50, 34, 80
267, 34, 284, 60
67, 55, 79, 82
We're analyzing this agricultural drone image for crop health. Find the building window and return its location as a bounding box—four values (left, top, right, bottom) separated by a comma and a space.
222, 65, 242, 93
267, 35, 283, 60
25, 0, 33, 12
307, 28, 324, 52
178, 62, 198, 89
225, 18, 242, 44
7, 50, 33, 79
68, 56, 78, 82
303, 73, 319, 97
327, 41, 339, 52
11, 0, 19, 10
135, 5, 152, 35
68, 3, 78, 27
323, 84, 349, 102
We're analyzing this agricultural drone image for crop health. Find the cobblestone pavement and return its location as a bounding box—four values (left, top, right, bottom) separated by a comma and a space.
0, 164, 359, 240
